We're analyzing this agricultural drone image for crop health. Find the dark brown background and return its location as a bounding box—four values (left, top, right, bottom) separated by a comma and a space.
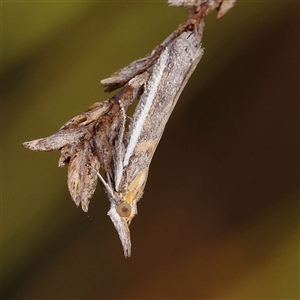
2, 1, 299, 299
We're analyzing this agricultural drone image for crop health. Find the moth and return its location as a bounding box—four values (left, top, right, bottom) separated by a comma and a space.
22, 0, 235, 257
99, 28, 204, 256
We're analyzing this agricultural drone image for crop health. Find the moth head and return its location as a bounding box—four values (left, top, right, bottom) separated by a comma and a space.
116, 202, 131, 218
107, 201, 137, 258
116, 201, 137, 225
106, 169, 148, 257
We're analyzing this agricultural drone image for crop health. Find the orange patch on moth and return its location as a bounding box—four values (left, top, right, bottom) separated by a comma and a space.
135, 139, 157, 155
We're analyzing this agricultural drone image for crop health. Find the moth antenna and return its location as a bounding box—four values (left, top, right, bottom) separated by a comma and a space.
91, 166, 116, 202
113, 100, 127, 191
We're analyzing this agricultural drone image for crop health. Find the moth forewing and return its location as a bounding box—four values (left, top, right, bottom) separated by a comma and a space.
121, 27, 204, 191
112, 72, 150, 193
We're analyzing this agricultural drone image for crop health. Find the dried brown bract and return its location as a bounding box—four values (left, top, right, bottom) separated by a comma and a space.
23, 76, 146, 213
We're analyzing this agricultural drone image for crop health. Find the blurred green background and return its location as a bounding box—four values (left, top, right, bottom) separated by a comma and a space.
2, 1, 299, 299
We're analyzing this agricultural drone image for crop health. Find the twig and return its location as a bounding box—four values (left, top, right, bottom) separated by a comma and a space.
22, 0, 236, 257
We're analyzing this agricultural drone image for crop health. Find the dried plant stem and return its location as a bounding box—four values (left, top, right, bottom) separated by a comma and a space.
22, 0, 236, 257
